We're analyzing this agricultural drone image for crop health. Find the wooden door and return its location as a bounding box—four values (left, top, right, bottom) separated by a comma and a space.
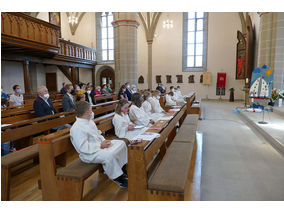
46, 73, 57, 92
100, 69, 115, 90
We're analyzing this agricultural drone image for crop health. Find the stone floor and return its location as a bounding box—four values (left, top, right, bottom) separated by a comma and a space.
199, 100, 284, 201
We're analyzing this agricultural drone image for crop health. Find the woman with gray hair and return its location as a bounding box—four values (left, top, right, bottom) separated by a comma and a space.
94, 86, 101, 95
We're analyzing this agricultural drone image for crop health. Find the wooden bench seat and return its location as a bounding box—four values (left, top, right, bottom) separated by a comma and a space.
183, 114, 199, 125
175, 124, 197, 143
187, 99, 202, 120
148, 141, 195, 199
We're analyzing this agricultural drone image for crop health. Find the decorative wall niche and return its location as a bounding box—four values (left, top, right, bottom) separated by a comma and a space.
156, 75, 161, 84
166, 75, 172, 83
176, 75, 183, 83
188, 75, 195, 83
138, 75, 144, 84
200, 74, 203, 83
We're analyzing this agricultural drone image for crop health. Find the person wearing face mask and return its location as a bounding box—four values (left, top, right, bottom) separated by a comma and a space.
124, 82, 133, 101
173, 85, 186, 103
62, 84, 76, 112
129, 93, 155, 127
141, 91, 163, 122
70, 101, 128, 188
112, 99, 147, 140
130, 84, 137, 94
156, 83, 165, 94
9, 85, 24, 106
165, 91, 177, 106
84, 86, 95, 105
149, 90, 165, 113
118, 85, 128, 100
101, 84, 110, 95
94, 86, 101, 96
33, 86, 56, 117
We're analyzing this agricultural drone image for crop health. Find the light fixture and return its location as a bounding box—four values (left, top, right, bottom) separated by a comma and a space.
163, 13, 173, 29
68, 13, 78, 25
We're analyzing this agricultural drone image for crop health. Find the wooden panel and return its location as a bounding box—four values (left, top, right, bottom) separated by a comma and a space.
46, 73, 57, 92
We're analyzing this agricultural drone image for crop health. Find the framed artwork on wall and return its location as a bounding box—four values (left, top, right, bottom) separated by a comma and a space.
49, 12, 61, 27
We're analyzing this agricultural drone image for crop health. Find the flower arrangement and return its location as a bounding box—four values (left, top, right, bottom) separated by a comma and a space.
270, 89, 284, 103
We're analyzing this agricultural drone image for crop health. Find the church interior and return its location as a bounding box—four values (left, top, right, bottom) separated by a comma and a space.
1, 2, 284, 208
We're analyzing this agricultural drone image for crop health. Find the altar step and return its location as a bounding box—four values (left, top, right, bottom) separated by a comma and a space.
274, 106, 284, 117
238, 110, 284, 156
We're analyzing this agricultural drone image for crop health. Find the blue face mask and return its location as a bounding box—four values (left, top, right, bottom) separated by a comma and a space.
16, 89, 21, 93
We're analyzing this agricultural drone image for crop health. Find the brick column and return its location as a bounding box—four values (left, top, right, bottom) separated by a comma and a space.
112, 13, 139, 91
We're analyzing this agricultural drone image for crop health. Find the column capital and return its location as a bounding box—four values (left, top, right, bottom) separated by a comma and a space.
112, 19, 140, 28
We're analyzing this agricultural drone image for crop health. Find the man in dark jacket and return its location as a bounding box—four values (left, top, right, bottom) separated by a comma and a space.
156, 83, 165, 94
62, 84, 76, 112
33, 86, 70, 131
125, 82, 133, 101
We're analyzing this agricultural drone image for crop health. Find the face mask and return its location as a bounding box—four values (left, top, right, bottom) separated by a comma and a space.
97, 89, 101, 92
44, 93, 49, 99
123, 90, 126, 92
16, 89, 21, 93
121, 108, 128, 113
127, 85, 130, 88
156, 96, 160, 99
148, 97, 153, 101
133, 88, 137, 91
87, 90, 91, 94
90, 111, 94, 120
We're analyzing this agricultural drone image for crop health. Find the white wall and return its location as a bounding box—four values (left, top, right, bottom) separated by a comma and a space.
37, 12, 49, 22
79, 68, 92, 84
137, 12, 245, 100
1, 61, 25, 94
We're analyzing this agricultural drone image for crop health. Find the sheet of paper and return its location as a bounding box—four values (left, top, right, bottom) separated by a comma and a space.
134, 125, 145, 129
131, 132, 160, 141
168, 109, 180, 112
171, 106, 181, 108
1, 124, 12, 128
159, 116, 174, 121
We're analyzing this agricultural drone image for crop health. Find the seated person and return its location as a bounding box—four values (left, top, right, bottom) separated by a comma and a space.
106, 84, 113, 93
101, 84, 110, 95
62, 84, 76, 112
33, 86, 70, 131
125, 82, 133, 101
165, 91, 177, 106
112, 99, 147, 140
173, 85, 186, 103
77, 83, 86, 95
118, 85, 128, 101
129, 93, 155, 127
156, 83, 165, 94
70, 101, 128, 188
76, 93, 86, 102
84, 86, 95, 105
1, 87, 8, 100
9, 85, 24, 106
60, 82, 67, 94
1, 98, 8, 108
149, 90, 165, 113
141, 91, 163, 122
94, 86, 101, 96
130, 84, 137, 94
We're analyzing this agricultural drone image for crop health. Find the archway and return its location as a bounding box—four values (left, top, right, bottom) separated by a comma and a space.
96, 66, 115, 90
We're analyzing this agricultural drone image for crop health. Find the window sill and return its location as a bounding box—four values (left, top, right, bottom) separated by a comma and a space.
183, 68, 207, 72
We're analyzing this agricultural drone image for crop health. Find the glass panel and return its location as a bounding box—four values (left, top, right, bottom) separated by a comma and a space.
197, 19, 203, 31
188, 19, 195, 31
102, 27, 107, 39
102, 50, 108, 61
196, 56, 203, 66
102, 39, 107, 49
187, 44, 195, 55
108, 38, 114, 49
187, 12, 195, 19
101, 16, 107, 27
187, 32, 195, 43
102, 77, 107, 85
187, 56, 194, 67
196, 44, 203, 55
196, 12, 204, 18
108, 49, 114, 60
196, 31, 203, 43
108, 27, 113, 38
107, 15, 113, 26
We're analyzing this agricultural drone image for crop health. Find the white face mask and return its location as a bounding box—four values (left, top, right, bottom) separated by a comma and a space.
43, 93, 49, 99
90, 111, 94, 120
147, 97, 153, 101
87, 90, 91, 94
156, 96, 160, 100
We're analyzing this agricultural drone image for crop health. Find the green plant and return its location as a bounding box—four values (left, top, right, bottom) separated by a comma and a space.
229, 88, 235, 92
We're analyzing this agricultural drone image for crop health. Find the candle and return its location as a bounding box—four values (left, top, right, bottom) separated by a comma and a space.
245, 78, 249, 84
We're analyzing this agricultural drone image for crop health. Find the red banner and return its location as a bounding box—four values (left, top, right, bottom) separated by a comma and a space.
217, 73, 226, 88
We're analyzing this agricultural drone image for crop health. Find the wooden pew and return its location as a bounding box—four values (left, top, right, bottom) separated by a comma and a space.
37, 114, 117, 200
127, 104, 201, 201
1, 101, 118, 201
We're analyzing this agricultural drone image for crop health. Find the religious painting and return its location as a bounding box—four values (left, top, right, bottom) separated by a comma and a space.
176, 75, 183, 83
249, 65, 274, 98
200, 74, 203, 83
138, 75, 144, 84
188, 75, 194, 83
203, 72, 212, 85
49, 12, 61, 27
166, 75, 172, 84
236, 30, 246, 79
156, 75, 161, 84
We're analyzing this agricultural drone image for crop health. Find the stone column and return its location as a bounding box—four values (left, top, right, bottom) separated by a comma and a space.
258, 13, 284, 90
112, 13, 139, 91
147, 40, 153, 90
23, 60, 31, 94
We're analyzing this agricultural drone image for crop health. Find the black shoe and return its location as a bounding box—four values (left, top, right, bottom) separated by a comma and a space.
122, 173, 128, 180
113, 175, 128, 188
122, 164, 128, 176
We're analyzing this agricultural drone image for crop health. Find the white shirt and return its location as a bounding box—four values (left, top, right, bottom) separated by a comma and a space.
142, 99, 164, 122
112, 113, 147, 140
129, 105, 151, 127
149, 97, 164, 113
9, 94, 23, 106
165, 94, 177, 106
174, 90, 186, 103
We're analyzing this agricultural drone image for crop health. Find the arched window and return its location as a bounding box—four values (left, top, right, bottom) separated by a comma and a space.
96, 12, 114, 63
183, 12, 208, 71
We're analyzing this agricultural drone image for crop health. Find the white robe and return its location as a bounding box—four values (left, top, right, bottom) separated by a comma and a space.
112, 113, 147, 140
129, 105, 151, 127
165, 94, 177, 106
149, 97, 164, 113
174, 90, 186, 103
141, 99, 164, 122
70, 117, 127, 179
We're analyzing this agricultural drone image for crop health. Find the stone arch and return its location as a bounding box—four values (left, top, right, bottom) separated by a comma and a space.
96, 65, 115, 90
